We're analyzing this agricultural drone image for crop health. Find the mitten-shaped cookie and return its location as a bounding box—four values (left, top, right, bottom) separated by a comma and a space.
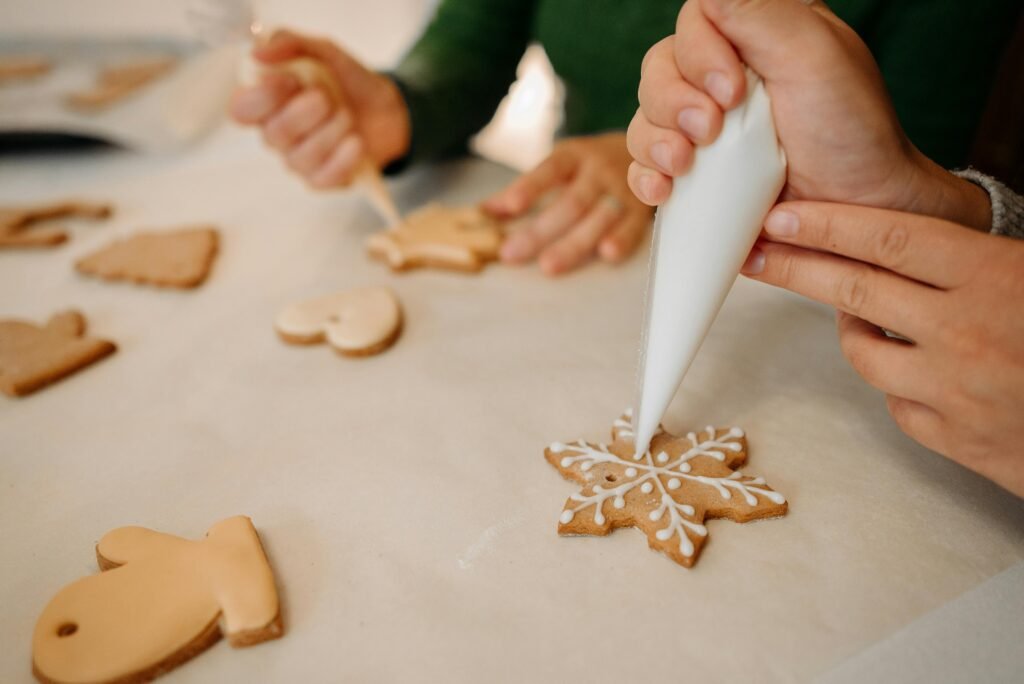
32, 516, 283, 684
0, 310, 116, 397
275, 286, 402, 356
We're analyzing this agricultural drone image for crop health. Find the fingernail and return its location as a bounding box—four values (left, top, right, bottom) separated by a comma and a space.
741, 247, 765, 275
599, 239, 621, 262
677, 108, 709, 141
765, 210, 799, 237
705, 71, 734, 107
637, 173, 655, 203
650, 142, 674, 174
500, 235, 531, 262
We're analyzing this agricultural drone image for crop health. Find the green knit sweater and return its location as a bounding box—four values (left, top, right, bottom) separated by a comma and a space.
391, 0, 1019, 170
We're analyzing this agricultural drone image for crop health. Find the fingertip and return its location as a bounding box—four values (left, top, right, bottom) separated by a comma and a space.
538, 251, 565, 277
740, 244, 766, 276
499, 233, 532, 263
704, 71, 739, 108
598, 238, 623, 263
627, 163, 672, 206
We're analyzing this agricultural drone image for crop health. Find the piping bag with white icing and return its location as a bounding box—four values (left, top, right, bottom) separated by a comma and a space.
632, 69, 786, 457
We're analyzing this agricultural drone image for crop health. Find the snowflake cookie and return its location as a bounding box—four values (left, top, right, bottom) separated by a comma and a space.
545, 411, 787, 568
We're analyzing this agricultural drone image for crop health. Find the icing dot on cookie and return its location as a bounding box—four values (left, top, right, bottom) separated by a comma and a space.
667, 478, 681, 490
550, 442, 567, 453
559, 510, 575, 524
640, 482, 654, 494
656, 528, 673, 541
625, 467, 637, 477
656, 452, 669, 463
613, 496, 625, 509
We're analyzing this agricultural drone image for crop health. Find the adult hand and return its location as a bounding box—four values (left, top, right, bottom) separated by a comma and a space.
743, 202, 1024, 497
484, 133, 653, 276
626, 0, 991, 231
229, 30, 410, 188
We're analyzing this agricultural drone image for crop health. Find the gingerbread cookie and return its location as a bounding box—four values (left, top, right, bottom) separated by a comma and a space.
33, 516, 283, 684
0, 310, 116, 397
545, 411, 787, 568
366, 203, 502, 273
0, 56, 52, 84
275, 286, 402, 356
66, 56, 177, 112
76, 226, 219, 288
0, 200, 112, 249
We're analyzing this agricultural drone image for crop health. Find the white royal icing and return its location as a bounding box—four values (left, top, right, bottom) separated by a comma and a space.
551, 419, 784, 558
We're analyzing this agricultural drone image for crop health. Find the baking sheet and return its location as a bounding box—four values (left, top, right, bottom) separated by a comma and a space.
0, 36, 239, 150
1, 144, 1022, 682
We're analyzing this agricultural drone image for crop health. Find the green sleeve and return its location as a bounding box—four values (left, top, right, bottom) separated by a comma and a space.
868, 0, 1020, 169
387, 0, 537, 169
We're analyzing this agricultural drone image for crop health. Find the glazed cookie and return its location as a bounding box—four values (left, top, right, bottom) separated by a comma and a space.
0, 310, 116, 397
366, 203, 502, 273
76, 226, 219, 288
0, 200, 112, 249
66, 56, 177, 112
275, 286, 402, 356
32, 516, 283, 684
545, 411, 787, 568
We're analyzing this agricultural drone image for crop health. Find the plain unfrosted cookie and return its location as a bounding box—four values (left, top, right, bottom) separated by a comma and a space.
66, 56, 177, 112
275, 286, 403, 356
545, 411, 788, 568
76, 226, 219, 288
0, 310, 116, 397
366, 203, 502, 273
0, 56, 52, 83
32, 516, 283, 684
0, 200, 112, 249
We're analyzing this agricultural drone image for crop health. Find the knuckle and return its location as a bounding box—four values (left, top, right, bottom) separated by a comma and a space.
875, 221, 911, 269
774, 251, 799, 288
835, 269, 871, 316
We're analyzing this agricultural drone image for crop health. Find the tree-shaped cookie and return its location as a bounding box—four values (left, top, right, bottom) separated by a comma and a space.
0, 201, 111, 249
366, 203, 502, 272
0, 310, 116, 397
275, 286, 403, 356
545, 411, 787, 568
76, 226, 219, 288
33, 516, 283, 684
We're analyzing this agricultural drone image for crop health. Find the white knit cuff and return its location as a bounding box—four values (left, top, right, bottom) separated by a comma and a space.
953, 168, 1024, 240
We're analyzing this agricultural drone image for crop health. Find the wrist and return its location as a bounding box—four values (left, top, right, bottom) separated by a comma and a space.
904, 150, 992, 231
368, 76, 412, 167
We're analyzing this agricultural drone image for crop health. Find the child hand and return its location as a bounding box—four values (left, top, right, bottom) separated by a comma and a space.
229, 30, 410, 188
484, 133, 653, 276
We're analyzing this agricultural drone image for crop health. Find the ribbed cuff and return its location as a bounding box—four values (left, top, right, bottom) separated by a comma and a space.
953, 168, 1024, 240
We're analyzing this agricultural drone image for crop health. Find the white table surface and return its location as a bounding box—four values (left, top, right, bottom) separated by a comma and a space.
2, 2, 1023, 683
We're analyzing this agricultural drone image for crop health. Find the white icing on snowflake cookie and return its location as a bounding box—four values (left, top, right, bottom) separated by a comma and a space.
545, 411, 787, 568
274, 287, 402, 357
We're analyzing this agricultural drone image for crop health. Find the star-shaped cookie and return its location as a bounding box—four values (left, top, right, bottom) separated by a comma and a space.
545, 411, 787, 568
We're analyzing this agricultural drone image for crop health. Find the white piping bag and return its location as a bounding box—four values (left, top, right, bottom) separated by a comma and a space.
632, 69, 786, 457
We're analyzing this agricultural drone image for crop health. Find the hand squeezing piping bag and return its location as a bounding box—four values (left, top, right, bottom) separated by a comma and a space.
632, 69, 786, 457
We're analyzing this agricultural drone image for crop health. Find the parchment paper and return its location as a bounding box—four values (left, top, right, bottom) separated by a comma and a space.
1, 140, 1022, 682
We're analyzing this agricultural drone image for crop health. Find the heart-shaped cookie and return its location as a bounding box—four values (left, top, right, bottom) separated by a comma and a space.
274, 287, 402, 357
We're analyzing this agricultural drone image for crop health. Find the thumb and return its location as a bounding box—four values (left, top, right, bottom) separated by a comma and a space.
698, 0, 844, 77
